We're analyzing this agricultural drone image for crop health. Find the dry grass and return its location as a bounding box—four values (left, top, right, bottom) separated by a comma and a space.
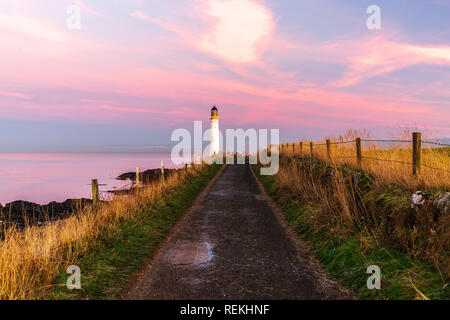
257, 155, 449, 297
271, 139, 449, 280
263, 130, 449, 298
0, 165, 204, 300
281, 130, 449, 189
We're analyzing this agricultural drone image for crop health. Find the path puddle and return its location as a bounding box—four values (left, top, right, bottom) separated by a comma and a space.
166, 240, 213, 265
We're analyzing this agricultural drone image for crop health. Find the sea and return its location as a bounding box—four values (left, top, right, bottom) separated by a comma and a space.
0, 152, 175, 205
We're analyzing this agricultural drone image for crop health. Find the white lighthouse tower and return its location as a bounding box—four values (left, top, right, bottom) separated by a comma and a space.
210, 106, 220, 156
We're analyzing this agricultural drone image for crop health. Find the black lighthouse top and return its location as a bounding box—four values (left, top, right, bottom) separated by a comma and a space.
210, 106, 219, 119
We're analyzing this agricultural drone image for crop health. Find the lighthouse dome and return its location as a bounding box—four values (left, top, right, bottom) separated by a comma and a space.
210, 106, 219, 119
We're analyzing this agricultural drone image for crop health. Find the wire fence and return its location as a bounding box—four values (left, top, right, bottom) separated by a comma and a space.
90, 161, 203, 206
361, 139, 412, 143
98, 181, 135, 200
91, 162, 168, 205
421, 141, 450, 147
277, 132, 450, 174
360, 156, 414, 166
329, 141, 354, 145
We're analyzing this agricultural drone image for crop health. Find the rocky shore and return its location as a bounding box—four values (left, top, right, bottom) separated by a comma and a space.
116, 168, 177, 182
0, 168, 180, 230
0, 199, 93, 229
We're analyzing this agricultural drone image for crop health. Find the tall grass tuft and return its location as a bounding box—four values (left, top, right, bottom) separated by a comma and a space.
282, 130, 449, 189
0, 165, 204, 300
271, 132, 449, 286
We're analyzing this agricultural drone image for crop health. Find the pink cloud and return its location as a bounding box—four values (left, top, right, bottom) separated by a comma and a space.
130, 10, 197, 40
130, 10, 153, 22
131, 0, 275, 64
97, 105, 170, 114
0, 91, 30, 99
0, 30, 445, 134
1, 2, 448, 137
200, 0, 275, 63
0, 13, 67, 42
332, 36, 450, 87
75, 0, 103, 17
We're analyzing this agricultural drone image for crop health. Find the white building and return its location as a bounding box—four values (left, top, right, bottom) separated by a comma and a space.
210, 106, 220, 156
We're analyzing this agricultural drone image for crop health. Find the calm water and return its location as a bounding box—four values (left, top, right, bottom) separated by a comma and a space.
0, 153, 174, 205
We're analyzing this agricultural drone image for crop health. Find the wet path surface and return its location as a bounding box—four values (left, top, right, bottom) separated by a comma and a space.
124, 165, 347, 300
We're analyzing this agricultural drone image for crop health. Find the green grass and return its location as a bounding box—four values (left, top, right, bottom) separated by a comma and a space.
51, 164, 222, 300
253, 165, 448, 300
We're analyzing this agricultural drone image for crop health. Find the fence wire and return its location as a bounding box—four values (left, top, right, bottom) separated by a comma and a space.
361, 156, 413, 166
422, 164, 450, 173
281, 137, 449, 173
330, 156, 356, 159
294, 139, 449, 147
421, 140, 450, 147
361, 139, 411, 143
330, 141, 354, 145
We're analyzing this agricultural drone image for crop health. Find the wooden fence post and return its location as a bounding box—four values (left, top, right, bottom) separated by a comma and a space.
92, 179, 99, 208
310, 142, 313, 157
356, 138, 362, 167
161, 160, 165, 179
136, 167, 140, 188
413, 132, 421, 175
326, 139, 331, 159
292, 143, 295, 153
300, 142, 303, 153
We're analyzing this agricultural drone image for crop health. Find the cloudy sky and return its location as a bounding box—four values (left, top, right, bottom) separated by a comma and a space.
1, 0, 449, 151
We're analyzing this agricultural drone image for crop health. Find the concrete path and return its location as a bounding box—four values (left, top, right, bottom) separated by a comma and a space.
124, 164, 348, 300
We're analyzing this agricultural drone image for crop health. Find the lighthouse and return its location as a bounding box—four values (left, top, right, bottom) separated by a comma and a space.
210, 106, 220, 156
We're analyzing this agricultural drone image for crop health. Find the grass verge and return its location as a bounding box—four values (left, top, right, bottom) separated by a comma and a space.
253, 163, 448, 300
47, 164, 222, 300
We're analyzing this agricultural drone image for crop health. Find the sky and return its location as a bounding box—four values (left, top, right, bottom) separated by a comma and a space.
0, 0, 449, 151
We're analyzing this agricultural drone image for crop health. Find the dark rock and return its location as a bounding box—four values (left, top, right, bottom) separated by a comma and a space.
0, 198, 92, 228
411, 191, 425, 210
117, 168, 178, 182
434, 193, 450, 215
